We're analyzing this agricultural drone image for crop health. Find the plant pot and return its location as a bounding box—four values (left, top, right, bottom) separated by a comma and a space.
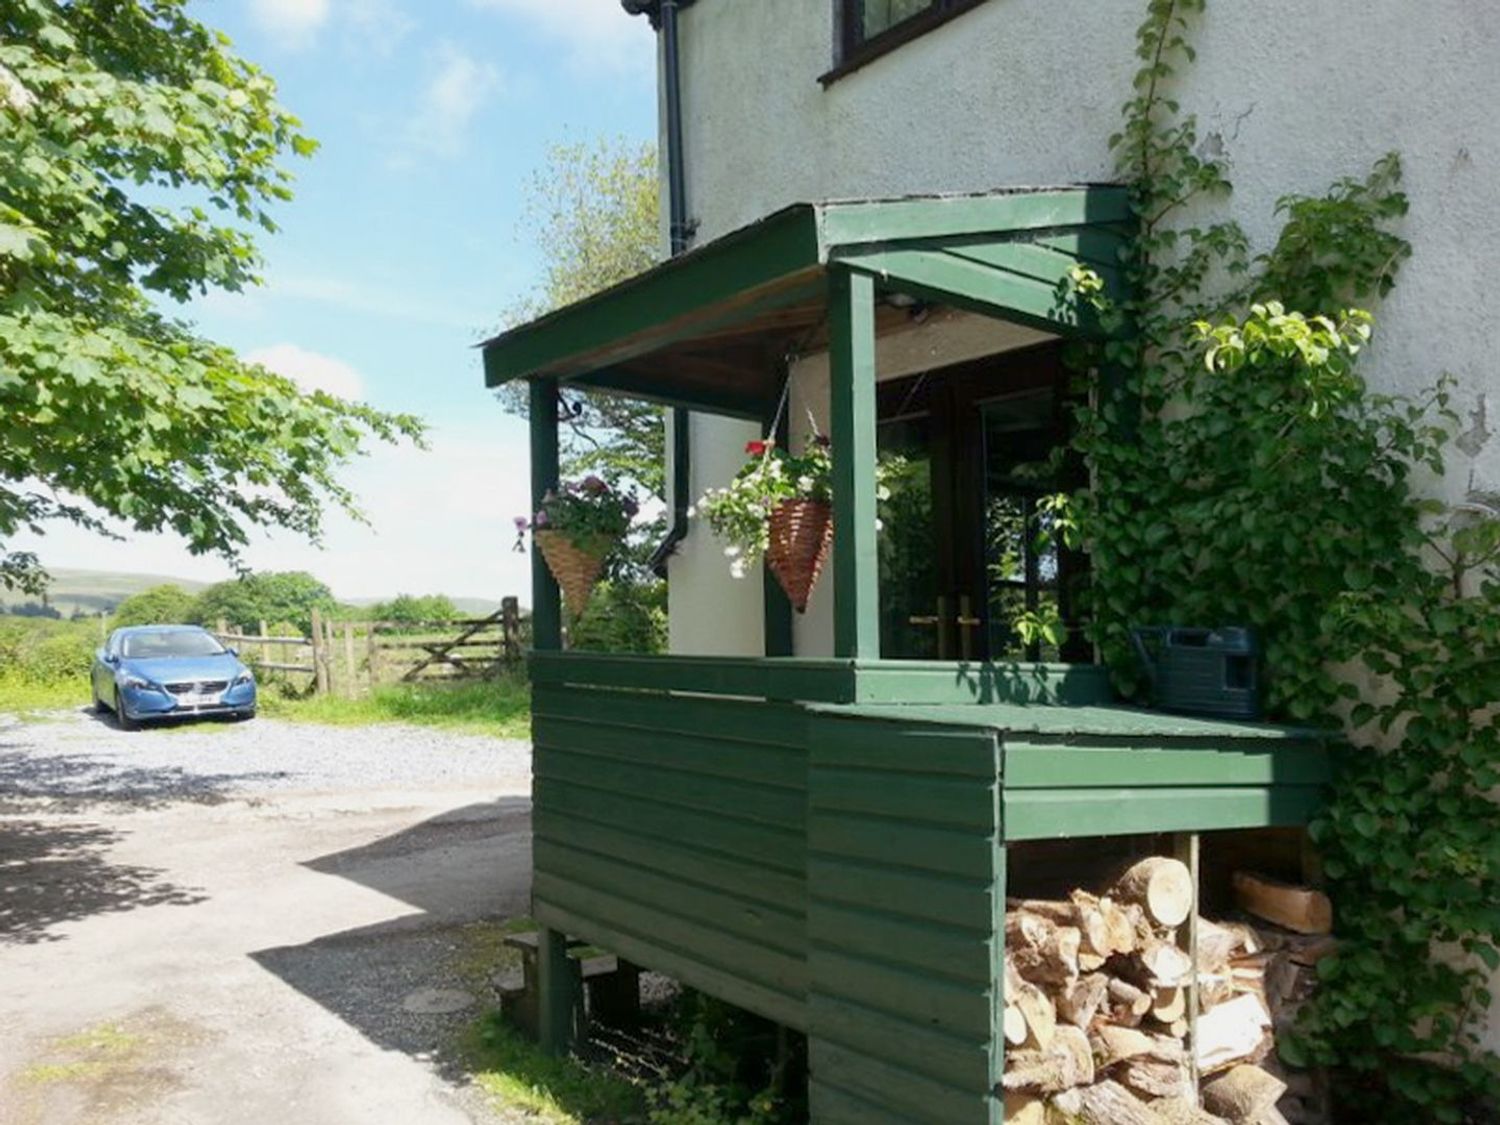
535, 530, 609, 617
766, 498, 833, 614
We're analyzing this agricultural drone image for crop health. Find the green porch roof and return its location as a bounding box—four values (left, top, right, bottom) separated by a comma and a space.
481, 187, 1132, 420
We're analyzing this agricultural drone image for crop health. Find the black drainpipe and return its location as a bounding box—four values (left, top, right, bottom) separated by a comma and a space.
625, 0, 696, 577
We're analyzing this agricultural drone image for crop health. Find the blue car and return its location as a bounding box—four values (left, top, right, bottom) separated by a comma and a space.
92, 625, 257, 730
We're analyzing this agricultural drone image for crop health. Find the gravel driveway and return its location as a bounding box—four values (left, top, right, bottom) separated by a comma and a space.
0, 707, 536, 1125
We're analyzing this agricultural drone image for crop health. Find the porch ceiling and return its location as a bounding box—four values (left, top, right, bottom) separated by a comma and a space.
481, 187, 1132, 420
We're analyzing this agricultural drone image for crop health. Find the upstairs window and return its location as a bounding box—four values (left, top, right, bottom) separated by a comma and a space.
856, 0, 937, 41
829, 0, 989, 83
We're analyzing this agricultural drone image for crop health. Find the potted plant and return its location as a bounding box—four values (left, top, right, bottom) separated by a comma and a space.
696, 435, 835, 612
515, 475, 638, 616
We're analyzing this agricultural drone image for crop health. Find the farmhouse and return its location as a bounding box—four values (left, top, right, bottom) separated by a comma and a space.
483, 2, 1497, 1122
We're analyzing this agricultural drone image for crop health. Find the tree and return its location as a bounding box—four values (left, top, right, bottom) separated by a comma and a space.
189, 571, 333, 635
0, 2, 424, 597
370, 593, 459, 625
111, 583, 195, 626
499, 138, 666, 547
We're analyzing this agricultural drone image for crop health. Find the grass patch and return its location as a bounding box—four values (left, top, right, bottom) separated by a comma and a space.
0, 676, 89, 715
260, 676, 530, 740
20, 1021, 141, 1085
461, 1014, 643, 1124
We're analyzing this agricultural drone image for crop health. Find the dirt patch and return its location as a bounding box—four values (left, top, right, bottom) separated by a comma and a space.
12, 1008, 216, 1125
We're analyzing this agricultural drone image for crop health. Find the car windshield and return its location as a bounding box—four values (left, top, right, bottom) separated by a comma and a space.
121, 631, 226, 660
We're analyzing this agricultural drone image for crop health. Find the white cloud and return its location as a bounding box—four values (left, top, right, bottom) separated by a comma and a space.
467, 0, 653, 73
8, 418, 535, 604
245, 343, 367, 401
249, 0, 332, 48
269, 272, 499, 334
393, 43, 504, 163
343, 0, 417, 57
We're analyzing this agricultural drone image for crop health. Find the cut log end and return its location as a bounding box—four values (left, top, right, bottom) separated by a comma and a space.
1115, 856, 1195, 928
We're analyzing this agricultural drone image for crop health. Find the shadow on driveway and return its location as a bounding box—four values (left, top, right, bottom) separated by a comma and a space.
0, 818, 208, 945
250, 797, 532, 1065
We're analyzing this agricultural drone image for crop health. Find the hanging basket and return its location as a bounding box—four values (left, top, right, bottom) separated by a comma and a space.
535, 530, 609, 617
766, 498, 833, 614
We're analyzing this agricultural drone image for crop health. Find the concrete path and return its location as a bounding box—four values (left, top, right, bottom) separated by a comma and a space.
0, 712, 534, 1124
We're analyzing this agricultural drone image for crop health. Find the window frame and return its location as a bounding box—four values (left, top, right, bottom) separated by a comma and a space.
823, 0, 991, 86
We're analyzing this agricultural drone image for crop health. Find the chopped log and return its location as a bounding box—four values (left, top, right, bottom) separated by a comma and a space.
1001, 1025, 1094, 1094
1249, 1108, 1291, 1125
1197, 917, 1246, 972
1198, 971, 1235, 1010
1151, 1098, 1231, 1125
1007, 913, 1082, 987
1092, 1025, 1184, 1068
1052, 1080, 1168, 1125
1201, 1064, 1288, 1123
1116, 1057, 1187, 1100
1151, 984, 1187, 1023
1002, 1091, 1046, 1125
1114, 857, 1194, 928
1232, 872, 1333, 935
1108, 977, 1153, 1026
1196, 993, 1272, 1074
1165, 1017, 1188, 1038
1121, 939, 1194, 988
1006, 959, 1058, 1048
1079, 951, 1108, 972
1058, 972, 1111, 1028
1098, 895, 1141, 955
1003, 1005, 1028, 1047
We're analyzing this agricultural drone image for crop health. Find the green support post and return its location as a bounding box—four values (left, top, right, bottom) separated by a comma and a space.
829, 267, 879, 660
530, 378, 562, 651
536, 925, 578, 1054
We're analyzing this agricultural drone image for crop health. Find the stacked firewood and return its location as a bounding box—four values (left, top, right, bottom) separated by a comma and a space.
999, 859, 1333, 1125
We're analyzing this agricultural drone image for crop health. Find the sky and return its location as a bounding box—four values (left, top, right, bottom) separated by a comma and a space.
15, 0, 658, 604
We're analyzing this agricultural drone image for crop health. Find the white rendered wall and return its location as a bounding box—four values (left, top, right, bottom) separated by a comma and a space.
662, 0, 1500, 1039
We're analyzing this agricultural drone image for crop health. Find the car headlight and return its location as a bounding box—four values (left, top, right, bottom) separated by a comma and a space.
232, 670, 254, 686
120, 674, 153, 690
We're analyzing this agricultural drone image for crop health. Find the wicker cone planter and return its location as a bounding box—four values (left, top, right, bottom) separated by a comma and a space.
766, 498, 833, 614
534, 530, 609, 617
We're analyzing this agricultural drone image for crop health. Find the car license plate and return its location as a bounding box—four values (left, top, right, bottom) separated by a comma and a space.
181, 692, 220, 708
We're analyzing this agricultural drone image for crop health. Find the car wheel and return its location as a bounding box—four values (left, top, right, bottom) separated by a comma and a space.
114, 692, 138, 731
235, 708, 257, 722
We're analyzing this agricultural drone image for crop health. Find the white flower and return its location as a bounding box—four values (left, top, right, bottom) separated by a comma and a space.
730, 558, 749, 579
724, 545, 741, 558
797, 476, 814, 492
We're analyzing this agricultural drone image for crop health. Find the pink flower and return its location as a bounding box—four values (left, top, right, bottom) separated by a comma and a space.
534, 510, 549, 527
513, 516, 528, 530
745, 439, 770, 456
582, 475, 607, 494
813, 433, 831, 448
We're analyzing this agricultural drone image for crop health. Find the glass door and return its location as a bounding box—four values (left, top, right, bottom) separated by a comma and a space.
876, 343, 1089, 662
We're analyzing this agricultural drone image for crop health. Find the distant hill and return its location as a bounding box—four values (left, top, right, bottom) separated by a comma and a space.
5, 568, 212, 618
3, 568, 507, 620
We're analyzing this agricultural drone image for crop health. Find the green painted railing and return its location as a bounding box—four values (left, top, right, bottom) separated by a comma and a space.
527, 651, 1116, 706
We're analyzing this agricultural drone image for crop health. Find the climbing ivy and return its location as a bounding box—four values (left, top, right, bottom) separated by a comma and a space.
1062, 1, 1500, 1117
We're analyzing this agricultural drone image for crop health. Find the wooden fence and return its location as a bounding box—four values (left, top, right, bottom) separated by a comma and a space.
214, 597, 522, 697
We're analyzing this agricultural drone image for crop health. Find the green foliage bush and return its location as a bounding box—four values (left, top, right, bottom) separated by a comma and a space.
569, 579, 666, 654
188, 571, 335, 635
1060, 1, 1500, 1115
0, 617, 95, 685
368, 593, 460, 626
111, 584, 197, 627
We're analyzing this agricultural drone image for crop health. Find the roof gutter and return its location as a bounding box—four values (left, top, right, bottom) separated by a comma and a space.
623, 0, 697, 576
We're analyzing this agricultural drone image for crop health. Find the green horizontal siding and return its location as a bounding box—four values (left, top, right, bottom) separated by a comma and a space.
529, 688, 809, 1034
807, 718, 1003, 1125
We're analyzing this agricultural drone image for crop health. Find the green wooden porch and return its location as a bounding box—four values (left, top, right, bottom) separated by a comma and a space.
481, 189, 1330, 1124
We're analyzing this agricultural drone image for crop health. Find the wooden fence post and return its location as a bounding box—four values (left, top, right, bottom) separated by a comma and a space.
366, 622, 380, 689
309, 608, 329, 695
216, 617, 228, 643
342, 622, 356, 698
258, 619, 269, 669
502, 596, 520, 666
